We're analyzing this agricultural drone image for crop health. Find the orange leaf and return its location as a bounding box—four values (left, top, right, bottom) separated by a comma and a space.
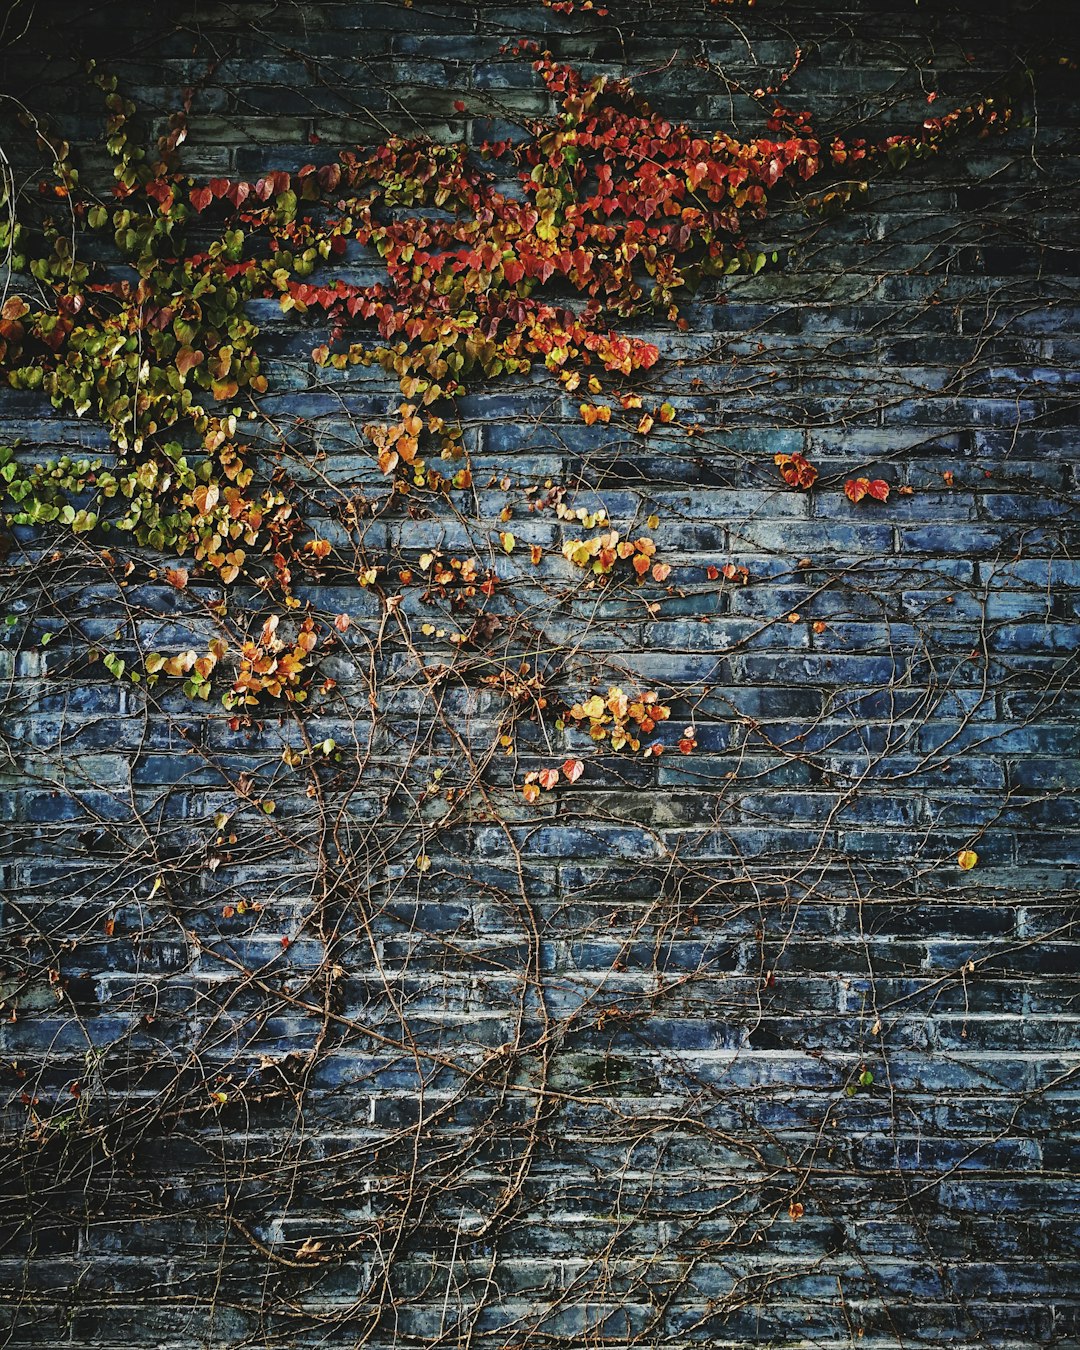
538, 768, 560, 790
191, 483, 219, 516
651, 562, 671, 583
845, 477, 889, 504
775, 453, 817, 490
562, 758, 584, 783
165, 568, 188, 589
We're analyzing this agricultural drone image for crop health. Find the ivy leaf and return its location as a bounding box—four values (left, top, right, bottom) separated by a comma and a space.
775, 453, 818, 490
845, 477, 889, 504
175, 347, 203, 378
957, 849, 978, 870
562, 758, 584, 783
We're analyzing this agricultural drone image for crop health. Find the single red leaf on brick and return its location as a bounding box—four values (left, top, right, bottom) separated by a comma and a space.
562, 758, 584, 783
706, 565, 720, 580
189, 186, 212, 212
867, 478, 890, 501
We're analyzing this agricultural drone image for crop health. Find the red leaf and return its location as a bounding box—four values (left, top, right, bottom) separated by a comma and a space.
562, 758, 584, 783
189, 186, 212, 212
845, 477, 889, 504
538, 768, 560, 790
775, 453, 818, 490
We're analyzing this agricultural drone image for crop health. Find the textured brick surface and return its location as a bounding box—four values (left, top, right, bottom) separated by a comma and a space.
1, 2, 1078, 1346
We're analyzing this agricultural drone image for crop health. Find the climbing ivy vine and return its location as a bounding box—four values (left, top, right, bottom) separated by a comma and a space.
0, 44, 1014, 734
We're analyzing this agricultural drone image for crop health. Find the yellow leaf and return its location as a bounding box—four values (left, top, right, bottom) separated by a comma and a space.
499, 531, 515, 553
957, 849, 978, 871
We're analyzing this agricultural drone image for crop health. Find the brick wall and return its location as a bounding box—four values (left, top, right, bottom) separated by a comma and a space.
1, 2, 1077, 1346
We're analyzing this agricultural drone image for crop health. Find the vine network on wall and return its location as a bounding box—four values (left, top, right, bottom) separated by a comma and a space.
1, 1, 1077, 1346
